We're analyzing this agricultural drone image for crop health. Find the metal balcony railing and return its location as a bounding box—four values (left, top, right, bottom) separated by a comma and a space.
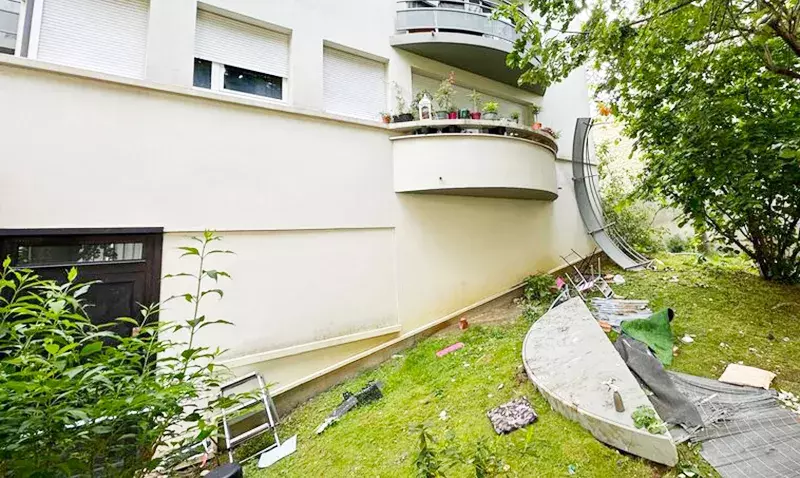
395, 0, 521, 44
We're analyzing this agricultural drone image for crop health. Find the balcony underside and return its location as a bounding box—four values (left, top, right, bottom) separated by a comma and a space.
390, 32, 544, 95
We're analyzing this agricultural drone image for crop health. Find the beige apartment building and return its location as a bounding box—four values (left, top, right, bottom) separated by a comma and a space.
0, 0, 594, 401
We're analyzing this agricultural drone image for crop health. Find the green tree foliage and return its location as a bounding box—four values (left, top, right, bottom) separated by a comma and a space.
0, 231, 236, 476
498, 0, 800, 282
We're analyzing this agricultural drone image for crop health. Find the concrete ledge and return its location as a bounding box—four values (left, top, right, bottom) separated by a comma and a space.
522, 298, 678, 466
0, 55, 388, 132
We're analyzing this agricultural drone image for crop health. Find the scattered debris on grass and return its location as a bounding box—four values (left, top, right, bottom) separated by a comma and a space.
613, 274, 626, 285
436, 342, 464, 357
631, 406, 667, 435
315, 381, 384, 434
567, 464, 577, 475
718, 363, 776, 389
681, 335, 694, 344
590, 298, 652, 327
486, 397, 538, 434
439, 410, 449, 421
777, 390, 800, 415
458, 317, 469, 330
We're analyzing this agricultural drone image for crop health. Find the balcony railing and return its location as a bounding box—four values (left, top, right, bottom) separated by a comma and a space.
395, 0, 520, 44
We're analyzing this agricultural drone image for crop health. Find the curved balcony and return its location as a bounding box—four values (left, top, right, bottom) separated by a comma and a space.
391, 1, 543, 94
390, 119, 558, 200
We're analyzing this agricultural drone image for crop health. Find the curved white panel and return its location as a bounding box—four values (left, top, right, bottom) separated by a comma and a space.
392, 134, 558, 200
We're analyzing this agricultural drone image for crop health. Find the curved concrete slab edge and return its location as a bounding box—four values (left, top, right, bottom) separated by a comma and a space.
522, 299, 678, 466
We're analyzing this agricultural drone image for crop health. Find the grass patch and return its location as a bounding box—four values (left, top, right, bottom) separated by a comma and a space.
246, 254, 800, 477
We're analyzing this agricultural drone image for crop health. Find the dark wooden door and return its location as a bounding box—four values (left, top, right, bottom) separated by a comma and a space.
0, 229, 163, 336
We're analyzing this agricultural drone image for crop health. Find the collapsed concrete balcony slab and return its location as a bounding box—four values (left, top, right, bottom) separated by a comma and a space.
522, 298, 679, 466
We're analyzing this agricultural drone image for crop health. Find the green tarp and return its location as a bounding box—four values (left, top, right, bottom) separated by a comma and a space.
621, 308, 674, 366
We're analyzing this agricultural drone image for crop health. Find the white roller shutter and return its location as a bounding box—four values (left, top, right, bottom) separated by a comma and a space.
195, 10, 288, 78
324, 47, 386, 121
36, 0, 149, 78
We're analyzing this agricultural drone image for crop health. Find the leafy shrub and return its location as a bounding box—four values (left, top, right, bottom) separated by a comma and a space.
412, 425, 508, 478
0, 231, 235, 477
522, 274, 555, 303
665, 234, 693, 253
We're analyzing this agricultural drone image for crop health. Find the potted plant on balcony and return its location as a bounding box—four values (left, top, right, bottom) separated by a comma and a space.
510, 112, 520, 124
380, 112, 391, 124
458, 107, 470, 119
482, 101, 499, 120
434, 72, 456, 120
468, 89, 482, 119
530, 104, 542, 129
392, 82, 414, 122
541, 126, 560, 139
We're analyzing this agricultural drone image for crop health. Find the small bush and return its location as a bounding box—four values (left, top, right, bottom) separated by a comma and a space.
665, 234, 693, 253
522, 274, 555, 303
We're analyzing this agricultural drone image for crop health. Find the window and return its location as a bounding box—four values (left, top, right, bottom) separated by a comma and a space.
193, 58, 212, 88
323, 46, 387, 121
194, 10, 289, 101
0, 0, 21, 55
0, 229, 163, 337
35, 0, 150, 78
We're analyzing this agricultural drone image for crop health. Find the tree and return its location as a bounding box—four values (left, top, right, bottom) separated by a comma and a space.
498, 0, 800, 86
498, 0, 800, 282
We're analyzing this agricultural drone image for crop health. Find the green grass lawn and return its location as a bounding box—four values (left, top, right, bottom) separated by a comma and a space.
246, 254, 800, 477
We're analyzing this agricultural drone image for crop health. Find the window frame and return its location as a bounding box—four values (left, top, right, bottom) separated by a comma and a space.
193, 58, 288, 103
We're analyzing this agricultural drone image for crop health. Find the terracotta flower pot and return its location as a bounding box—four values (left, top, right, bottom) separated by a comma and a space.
532, 122, 542, 129
470, 112, 482, 120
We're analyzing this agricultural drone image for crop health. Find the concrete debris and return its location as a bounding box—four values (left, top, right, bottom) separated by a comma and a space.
590, 298, 652, 328
439, 410, 449, 421
612, 274, 626, 284
777, 390, 800, 415
436, 342, 464, 357
486, 396, 538, 434
681, 335, 694, 344
719, 342, 729, 348
783, 337, 791, 342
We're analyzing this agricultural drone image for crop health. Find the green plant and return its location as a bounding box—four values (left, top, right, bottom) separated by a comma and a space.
434, 72, 456, 112
522, 274, 555, 303
529, 104, 542, 120
510, 112, 520, 121
413, 424, 446, 478
468, 89, 482, 112
665, 234, 693, 253
393, 82, 410, 115
467, 438, 508, 477
0, 231, 237, 476
631, 406, 666, 435
482, 101, 499, 114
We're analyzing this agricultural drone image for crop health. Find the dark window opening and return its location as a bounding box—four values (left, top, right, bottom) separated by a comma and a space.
193, 57, 212, 88
224, 64, 282, 99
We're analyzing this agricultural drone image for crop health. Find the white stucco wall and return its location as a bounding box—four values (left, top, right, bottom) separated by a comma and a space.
0, 0, 595, 392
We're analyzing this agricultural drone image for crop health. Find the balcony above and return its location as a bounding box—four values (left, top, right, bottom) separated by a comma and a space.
391, 1, 543, 94
390, 119, 558, 200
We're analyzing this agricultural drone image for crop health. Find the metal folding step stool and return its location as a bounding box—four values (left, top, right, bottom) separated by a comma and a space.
219, 371, 282, 463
